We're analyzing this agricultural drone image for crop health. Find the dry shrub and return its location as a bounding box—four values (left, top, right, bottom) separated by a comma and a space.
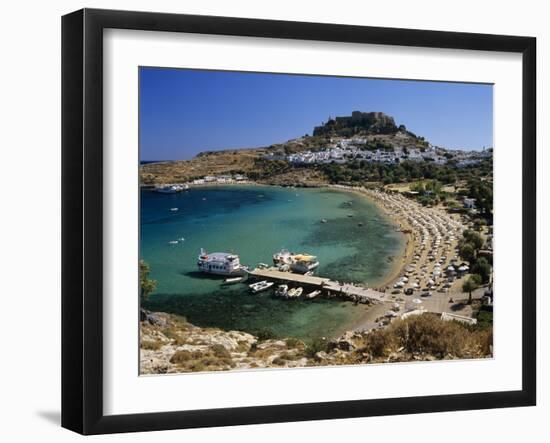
249, 348, 270, 358
186, 360, 205, 372
396, 315, 471, 357
364, 314, 493, 359
236, 340, 251, 353
364, 329, 398, 357
285, 337, 304, 349
211, 344, 231, 358
200, 357, 219, 366
305, 338, 329, 358
218, 357, 236, 368
141, 340, 163, 351
171, 316, 189, 328
161, 328, 186, 345
171, 346, 236, 371
272, 357, 286, 366
477, 329, 493, 356
170, 349, 203, 364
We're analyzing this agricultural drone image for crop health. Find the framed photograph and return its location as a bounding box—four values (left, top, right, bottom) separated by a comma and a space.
62, 8, 536, 435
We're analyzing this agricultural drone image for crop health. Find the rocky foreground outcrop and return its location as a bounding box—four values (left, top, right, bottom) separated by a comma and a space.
140, 312, 310, 374
140, 311, 493, 374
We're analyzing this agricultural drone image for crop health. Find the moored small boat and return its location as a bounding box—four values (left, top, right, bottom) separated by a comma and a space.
290, 255, 319, 274
287, 287, 303, 299
272, 249, 319, 274
223, 276, 244, 285
305, 290, 321, 300
275, 284, 288, 297
249, 280, 274, 294
155, 184, 186, 194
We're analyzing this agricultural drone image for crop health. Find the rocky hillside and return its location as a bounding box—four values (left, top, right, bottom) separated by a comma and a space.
140, 311, 493, 374
139, 111, 430, 185
141, 149, 265, 185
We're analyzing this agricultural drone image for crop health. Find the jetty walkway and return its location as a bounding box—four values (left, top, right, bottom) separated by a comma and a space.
248, 268, 387, 303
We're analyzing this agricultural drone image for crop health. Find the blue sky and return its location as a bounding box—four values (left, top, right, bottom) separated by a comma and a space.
139, 67, 493, 161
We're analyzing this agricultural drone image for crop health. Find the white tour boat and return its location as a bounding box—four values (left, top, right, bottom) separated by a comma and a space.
197, 249, 244, 276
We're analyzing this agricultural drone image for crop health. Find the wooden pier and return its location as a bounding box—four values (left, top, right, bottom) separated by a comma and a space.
248, 268, 331, 286
323, 282, 387, 302
248, 268, 387, 303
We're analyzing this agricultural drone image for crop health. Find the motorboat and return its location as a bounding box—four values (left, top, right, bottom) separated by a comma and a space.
275, 284, 288, 297
154, 184, 186, 194
249, 280, 274, 294
305, 290, 321, 300
291, 256, 319, 274
272, 249, 319, 274
222, 276, 244, 285
287, 287, 303, 299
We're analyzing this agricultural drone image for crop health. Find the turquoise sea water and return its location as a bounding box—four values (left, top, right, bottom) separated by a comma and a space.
141, 185, 404, 342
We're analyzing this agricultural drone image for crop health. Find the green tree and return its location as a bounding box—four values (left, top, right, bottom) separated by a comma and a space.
468, 179, 493, 214
139, 259, 157, 304
463, 230, 484, 250
459, 242, 476, 263
473, 218, 487, 232
472, 257, 492, 284
463, 274, 482, 304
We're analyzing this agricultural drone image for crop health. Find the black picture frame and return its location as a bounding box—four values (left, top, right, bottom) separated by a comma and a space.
62, 8, 537, 435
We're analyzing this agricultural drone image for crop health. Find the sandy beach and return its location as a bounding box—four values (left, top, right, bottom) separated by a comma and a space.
330, 185, 473, 332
